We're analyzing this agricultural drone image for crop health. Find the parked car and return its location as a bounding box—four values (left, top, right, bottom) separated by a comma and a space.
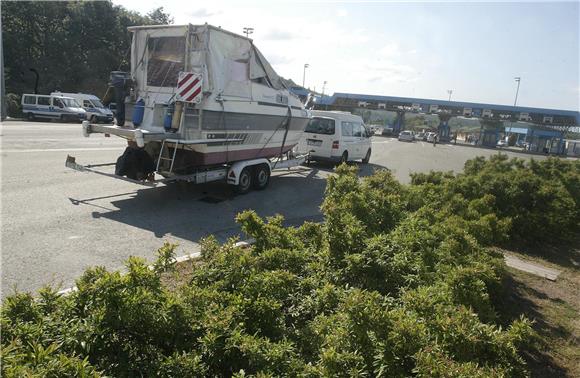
52, 92, 114, 123
21, 93, 86, 122
398, 130, 415, 142
497, 139, 508, 148
426, 132, 437, 142
297, 110, 372, 164
416, 131, 426, 140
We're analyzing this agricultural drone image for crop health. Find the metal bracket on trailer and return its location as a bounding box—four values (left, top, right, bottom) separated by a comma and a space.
65, 155, 162, 187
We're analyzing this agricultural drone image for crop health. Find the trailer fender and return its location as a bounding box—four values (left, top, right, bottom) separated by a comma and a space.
227, 158, 270, 186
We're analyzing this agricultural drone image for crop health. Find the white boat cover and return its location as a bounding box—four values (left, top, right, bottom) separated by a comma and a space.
129, 24, 286, 99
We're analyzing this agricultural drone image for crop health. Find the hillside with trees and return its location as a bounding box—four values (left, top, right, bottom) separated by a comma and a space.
1, 1, 171, 115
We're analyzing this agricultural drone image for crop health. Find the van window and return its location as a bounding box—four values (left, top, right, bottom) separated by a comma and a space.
23, 96, 36, 105
53, 98, 64, 108
341, 121, 353, 137
305, 117, 335, 135
147, 36, 185, 87
353, 123, 364, 137
38, 97, 50, 106
83, 100, 94, 108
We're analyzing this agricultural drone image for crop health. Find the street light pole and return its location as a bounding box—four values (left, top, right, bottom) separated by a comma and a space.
243, 27, 254, 38
302, 63, 309, 88
513, 77, 521, 106
447, 89, 453, 101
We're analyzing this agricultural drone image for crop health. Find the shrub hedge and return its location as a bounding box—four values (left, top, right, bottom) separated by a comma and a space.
2, 156, 578, 377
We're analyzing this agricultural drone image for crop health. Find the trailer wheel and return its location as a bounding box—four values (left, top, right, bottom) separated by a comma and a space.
236, 167, 253, 194
27, 113, 35, 121
253, 164, 270, 190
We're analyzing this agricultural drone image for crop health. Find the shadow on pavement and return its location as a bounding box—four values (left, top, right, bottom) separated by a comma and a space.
69, 161, 389, 245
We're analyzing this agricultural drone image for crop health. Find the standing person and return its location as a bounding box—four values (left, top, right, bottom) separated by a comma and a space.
433, 134, 438, 147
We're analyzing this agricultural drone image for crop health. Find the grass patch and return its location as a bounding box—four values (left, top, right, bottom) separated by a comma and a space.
498, 245, 580, 377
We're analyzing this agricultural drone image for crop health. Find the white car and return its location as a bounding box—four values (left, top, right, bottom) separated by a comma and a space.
497, 139, 508, 148
398, 130, 415, 142
297, 110, 372, 164
426, 132, 438, 142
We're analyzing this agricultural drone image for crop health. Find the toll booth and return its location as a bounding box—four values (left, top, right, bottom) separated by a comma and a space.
479, 129, 499, 147
527, 128, 565, 154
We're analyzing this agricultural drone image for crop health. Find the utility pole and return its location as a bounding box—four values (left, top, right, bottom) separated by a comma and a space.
243, 27, 254, 38
513, 77, 521, 106
322, 81, 327, 96
302, 63, 309, 88
447, 89, 453, 101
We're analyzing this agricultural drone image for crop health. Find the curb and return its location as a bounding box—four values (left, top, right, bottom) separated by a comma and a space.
56, 238, 256, 296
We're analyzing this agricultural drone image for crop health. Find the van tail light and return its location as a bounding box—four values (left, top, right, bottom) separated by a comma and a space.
332, 141, 339, 149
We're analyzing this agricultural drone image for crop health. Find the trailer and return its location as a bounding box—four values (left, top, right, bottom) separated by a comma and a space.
66, 121, 308, 193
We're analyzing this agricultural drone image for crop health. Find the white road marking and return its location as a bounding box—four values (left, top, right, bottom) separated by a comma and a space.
1, 147, 123, 153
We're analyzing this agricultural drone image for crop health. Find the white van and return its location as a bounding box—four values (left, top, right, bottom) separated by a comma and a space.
21, 94, 86, 122
51, 92, 114, 123
298, 111, 372, 164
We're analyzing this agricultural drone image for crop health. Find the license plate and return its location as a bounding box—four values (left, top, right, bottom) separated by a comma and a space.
307, 139, 322, 146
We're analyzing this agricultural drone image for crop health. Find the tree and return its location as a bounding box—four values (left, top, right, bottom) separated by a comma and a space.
1, 2, 173, 115
146, 7, 174, 25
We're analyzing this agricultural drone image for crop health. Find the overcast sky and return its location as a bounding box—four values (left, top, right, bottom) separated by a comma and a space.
112, 0, 580, 111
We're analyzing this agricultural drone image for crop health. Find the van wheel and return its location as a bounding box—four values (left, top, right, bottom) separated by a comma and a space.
362, 149, 371, 164
339, 151, 348, 164
235, 167, 253, 194
253, 164, 270, 190
27, 113, 35, 121
90, 115, 97, 123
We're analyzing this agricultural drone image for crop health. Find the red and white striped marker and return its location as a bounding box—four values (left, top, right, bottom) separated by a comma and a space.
176, 72, 203, 103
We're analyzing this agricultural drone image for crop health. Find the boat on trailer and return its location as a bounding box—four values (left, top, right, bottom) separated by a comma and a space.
68, 24, 310, 192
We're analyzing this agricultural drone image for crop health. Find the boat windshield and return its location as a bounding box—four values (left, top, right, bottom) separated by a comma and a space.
305, 117, 335, 135
147, 37, 185, 87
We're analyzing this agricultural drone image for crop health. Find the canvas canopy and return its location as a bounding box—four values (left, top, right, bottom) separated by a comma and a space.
129, 24, 286, 99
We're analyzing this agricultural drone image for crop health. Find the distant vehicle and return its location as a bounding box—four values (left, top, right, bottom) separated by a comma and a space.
51, 92, 114, 123
297, 110, 372, 164
426, 132, 437, 142
381, 126, 395, 136
398, 130, 415, 142
497, 139, 508, 148
21, 94, 86, 122
416, 131, 426, 140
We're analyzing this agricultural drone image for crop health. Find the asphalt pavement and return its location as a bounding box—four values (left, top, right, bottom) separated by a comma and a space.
1, 120, 552, 295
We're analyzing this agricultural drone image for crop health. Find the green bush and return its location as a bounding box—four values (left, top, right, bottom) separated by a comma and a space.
4, 156, 576, 376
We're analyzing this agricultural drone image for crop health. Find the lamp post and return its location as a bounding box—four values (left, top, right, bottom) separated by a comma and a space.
513, 77, 521, 106
302, 63, 309, 88
447, 89, 453, 101
243, 27, 254, 38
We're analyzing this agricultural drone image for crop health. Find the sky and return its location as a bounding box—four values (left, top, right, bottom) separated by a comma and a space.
112, 0, 580, 111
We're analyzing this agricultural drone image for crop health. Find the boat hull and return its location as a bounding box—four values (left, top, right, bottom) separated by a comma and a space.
174, 110, 309, 167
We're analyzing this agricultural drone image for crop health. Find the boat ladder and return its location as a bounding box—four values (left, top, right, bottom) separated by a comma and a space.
156, 139, 180, 174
